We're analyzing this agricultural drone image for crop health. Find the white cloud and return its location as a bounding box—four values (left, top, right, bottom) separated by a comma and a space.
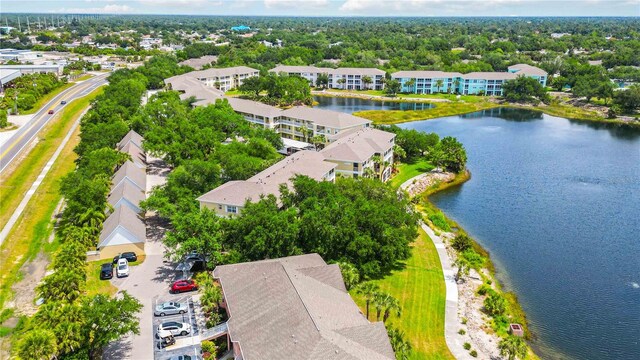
51, 4, 134, 14
264, 0, 329, 8
339, 0, 546, 14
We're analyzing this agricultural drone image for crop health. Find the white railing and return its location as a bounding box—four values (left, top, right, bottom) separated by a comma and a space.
200, 321, 228, 341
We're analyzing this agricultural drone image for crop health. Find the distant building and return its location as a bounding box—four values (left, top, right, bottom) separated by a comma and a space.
270, 65, 385, 90
392, 64, 547, 96
0, 64, 64, 76
0, 69, 21, 92
231, 25, 251, 32
178, 55, 218, 70
212, 254, 395, 360
186, 66, 259, 92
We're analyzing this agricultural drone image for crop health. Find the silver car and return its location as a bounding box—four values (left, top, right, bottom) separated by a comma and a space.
158, 321, 191, 336
154, 301, 188, 316
167, 356, 195, 360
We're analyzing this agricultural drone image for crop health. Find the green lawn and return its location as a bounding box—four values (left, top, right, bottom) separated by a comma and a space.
355, 101, 499, 124
390, 159, 433, 189
315, 88, 486, 103
85, 261, 118, 297
351, 228, 454, 360
22, 82, 75, 115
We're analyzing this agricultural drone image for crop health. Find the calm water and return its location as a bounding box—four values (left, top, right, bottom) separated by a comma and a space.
315, 100, 640, 360
313, 95, 434, 112
401, 108, 640, 360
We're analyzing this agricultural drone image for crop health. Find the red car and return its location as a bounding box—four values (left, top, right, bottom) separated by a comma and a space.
48, 110, 55, 114
171, 279, 198, 293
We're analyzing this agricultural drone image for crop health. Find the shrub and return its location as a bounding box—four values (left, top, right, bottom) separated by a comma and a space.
477, 284, 492, 296
429, 211, 450, 231
484, 292, 507, 316
461, 317, 468, 325
458, 329, 466, 335
201, 340, 217, 359
451, 234, 472, 252
463, 342, 471, 350
470, 350, 478, 357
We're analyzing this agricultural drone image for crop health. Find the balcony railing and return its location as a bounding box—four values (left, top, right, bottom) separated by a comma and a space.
200, 321, 228, 341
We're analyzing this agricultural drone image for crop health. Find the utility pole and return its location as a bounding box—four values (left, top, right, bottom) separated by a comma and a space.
38, 17, 41, 30
18, 17, 21, 32
27, 17, 31, 33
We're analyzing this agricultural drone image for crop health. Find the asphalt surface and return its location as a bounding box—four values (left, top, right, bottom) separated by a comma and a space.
0, 73, 109, 174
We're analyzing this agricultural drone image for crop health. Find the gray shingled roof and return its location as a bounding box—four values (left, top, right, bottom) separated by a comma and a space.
120, 142, 146, 168
197, 151, 336, 207
214, 254, 395, 360
508, 63, 548, 76
107, 180, 146, 212
98, 205, 145, 248
178, 55, 219, 70
280, 106, 371, 129
112, 161, 146, 191
190, 66, 259, 79
321, 127, 395, 163
117, 130, 144, 150
226, 97, 283, 119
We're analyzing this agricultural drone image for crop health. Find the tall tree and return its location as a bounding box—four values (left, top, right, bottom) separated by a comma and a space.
16, 329, 58, 360
355, 282, 380, 320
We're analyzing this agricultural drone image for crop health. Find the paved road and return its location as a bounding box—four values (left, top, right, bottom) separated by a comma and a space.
0, 73, 109, 174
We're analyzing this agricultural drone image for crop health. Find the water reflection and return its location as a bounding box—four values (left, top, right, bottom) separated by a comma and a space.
462, 107, 544, 122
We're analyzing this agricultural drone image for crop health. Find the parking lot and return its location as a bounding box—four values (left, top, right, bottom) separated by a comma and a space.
152, 294, 202, 360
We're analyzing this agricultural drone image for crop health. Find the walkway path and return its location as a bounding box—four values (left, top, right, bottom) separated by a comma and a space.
400, 176, 488, 360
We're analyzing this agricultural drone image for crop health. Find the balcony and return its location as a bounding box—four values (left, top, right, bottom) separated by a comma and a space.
201, 321, 229, 341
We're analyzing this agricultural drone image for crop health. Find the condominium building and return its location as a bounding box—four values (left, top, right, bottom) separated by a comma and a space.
212, 254, 395, 360
187, 66, 259, 91
197, 151, 337, 216
225, 97, 372, 143
270, 65, 386, 90
392, 64, 547, 96
320, 127, 396, 181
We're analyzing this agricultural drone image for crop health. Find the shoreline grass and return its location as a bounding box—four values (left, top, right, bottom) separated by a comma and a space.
351, 228, 455, 360
0, 88, 103, 309
389, 159, 434, 189
354, 102, 500, 124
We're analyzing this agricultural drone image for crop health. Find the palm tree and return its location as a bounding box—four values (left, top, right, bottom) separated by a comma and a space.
453, 78, 461, 94
337, 78, 346, 89
404, 79, 416, 93
363, 167, 376, 179
355, 282, 380, 320
499, 335, 528, 360
310, 135, 327, 150
371, 154, 383, 179
435, 79, 444, 93
387, 327, 412, 360
299, 126, 313, 142
373, 292, 390, 321
382, 295, 401, 322
361, 75, 372, 90
55, 321, 82, 354
17, 329, 58, 360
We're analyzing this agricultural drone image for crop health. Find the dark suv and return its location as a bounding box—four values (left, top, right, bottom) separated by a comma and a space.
113, 252, 138, 264
100, 263, 113, 280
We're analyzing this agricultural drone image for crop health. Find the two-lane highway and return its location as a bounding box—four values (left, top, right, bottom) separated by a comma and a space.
0, 73, 109, 174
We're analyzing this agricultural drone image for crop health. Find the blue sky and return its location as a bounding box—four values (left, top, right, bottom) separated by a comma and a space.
2, 0, 639, 17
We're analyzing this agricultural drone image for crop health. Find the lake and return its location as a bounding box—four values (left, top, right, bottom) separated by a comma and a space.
315, 100, 640, 360
314, 95, 434, 112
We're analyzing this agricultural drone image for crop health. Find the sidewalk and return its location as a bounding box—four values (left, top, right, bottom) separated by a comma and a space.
400, 175, 488, 360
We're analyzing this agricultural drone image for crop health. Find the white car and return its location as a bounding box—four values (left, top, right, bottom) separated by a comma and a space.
116, 258, 130, 277
158, 321, 191, 336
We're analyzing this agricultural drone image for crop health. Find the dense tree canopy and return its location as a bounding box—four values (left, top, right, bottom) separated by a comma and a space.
502, 76, 549, 103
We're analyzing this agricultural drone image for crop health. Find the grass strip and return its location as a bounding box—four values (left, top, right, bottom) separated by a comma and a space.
0, 88, 102, 227
355, 102, 500, 124
0, 88, 103, 309
351, 228, 454, 360
389, 159, 434, 190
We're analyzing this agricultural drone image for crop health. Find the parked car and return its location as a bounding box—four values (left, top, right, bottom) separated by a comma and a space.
47, 109, 54, 114
60, 100, 67, 105
171, 279, 198, 293
154, 301, 188, 316
168, 355, 194, 360
100, 263, 113, 280
113, 252, 137, 264
116, 258, 130, 278
158, 329, 175, 348
158, 321, 191, 336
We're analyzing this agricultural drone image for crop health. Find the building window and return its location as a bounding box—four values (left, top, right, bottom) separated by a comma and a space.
218, 205, 222, 210
226, 205, 238, 214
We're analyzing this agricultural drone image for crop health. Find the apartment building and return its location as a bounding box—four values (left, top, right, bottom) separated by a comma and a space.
392, 64, 547, 96
225, 98, 372, 143
320, 127, 396, 181
188, 66, 259, 91
270, 65, 386, 90
197, 151, 337, 216
212, 254, 395, 360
